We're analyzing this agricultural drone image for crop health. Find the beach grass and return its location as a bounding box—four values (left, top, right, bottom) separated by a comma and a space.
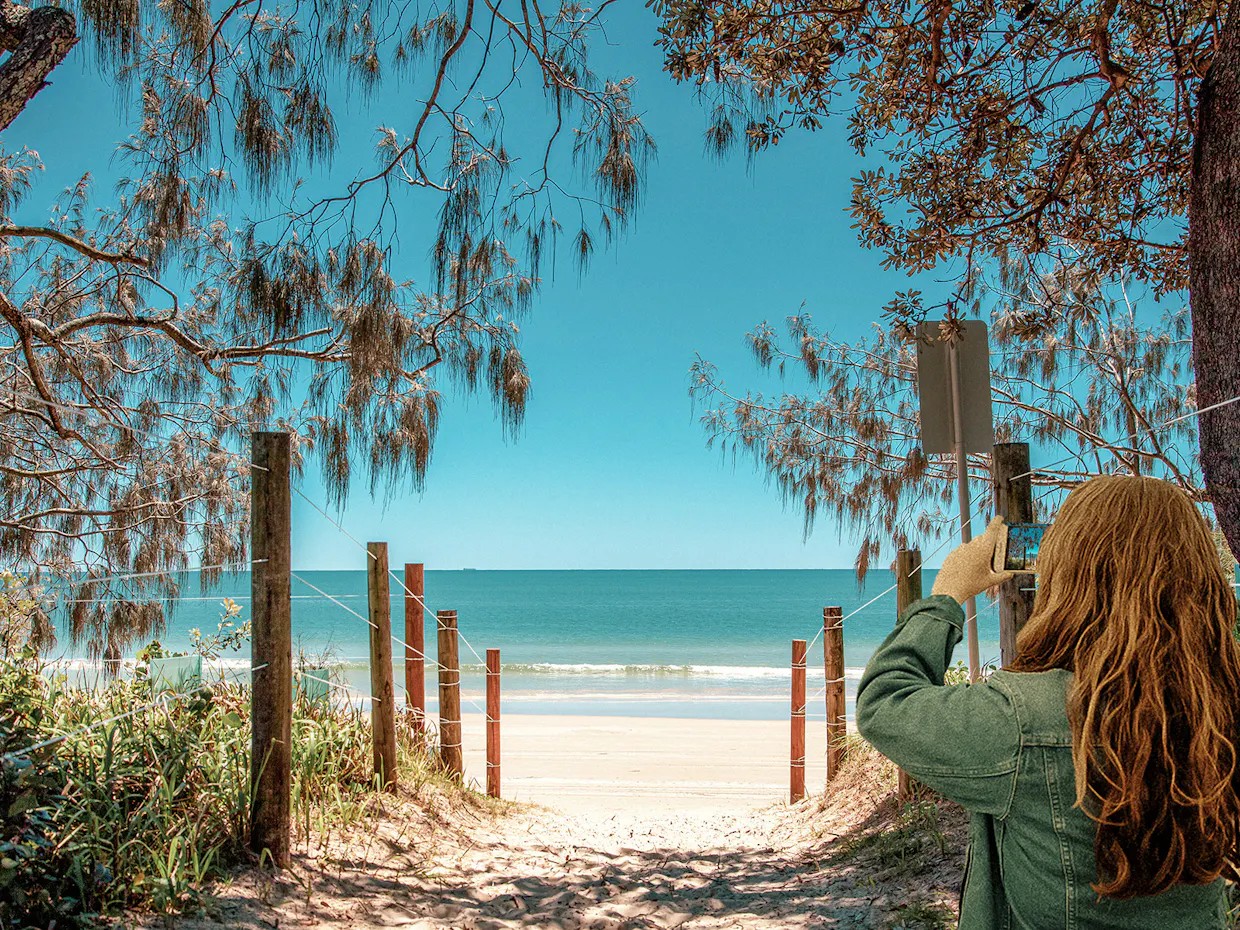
882, 899, 958, 930
832, 798, 949, 880
808, 735, 957, 883
0, 650, 472, 927
788, 731, 968, 927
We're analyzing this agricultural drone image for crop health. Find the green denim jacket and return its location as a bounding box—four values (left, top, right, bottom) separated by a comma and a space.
855, 594, 1229, 930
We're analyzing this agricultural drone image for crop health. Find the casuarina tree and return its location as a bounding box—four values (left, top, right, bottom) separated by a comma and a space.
651, 0, 1240, 559
690, 264, 1219, 580
0, 0, 653, 656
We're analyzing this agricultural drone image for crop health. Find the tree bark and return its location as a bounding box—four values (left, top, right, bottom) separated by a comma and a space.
0, 1, 77, 133
1190, 1, 1240, 564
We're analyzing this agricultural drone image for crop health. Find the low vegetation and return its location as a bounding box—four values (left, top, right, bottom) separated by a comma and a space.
0, 593, 466, 929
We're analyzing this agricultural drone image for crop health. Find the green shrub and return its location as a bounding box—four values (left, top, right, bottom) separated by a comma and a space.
943, 659, 998, 686
50, 674, 247, 915
0, 652, 89, 929
0, 636, 446, 921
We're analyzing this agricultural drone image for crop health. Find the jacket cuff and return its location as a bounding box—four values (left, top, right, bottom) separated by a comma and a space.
896, 594, 967, 632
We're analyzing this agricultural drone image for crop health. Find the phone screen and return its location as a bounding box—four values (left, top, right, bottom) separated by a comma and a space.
1006, 523, 1049, 572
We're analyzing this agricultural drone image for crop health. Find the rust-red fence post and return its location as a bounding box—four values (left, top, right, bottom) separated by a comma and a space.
404, 562, 425, 721
486, 648, 501, 798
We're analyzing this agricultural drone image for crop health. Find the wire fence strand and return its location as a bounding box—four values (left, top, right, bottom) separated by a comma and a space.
25, 379, 1240, 775
44, 560, 269, 591
289, 571, 488, 717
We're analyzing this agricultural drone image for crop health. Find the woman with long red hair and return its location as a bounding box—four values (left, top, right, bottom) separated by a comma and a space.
857, 475, 1240, 928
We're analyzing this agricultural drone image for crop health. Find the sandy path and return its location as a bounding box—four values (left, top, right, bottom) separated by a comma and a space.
183, 791, 955, 930
148, 725, 962, 930
398, 804, 886, 930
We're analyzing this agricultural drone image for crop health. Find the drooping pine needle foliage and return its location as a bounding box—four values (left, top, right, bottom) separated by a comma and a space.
690, 265, 1203, 582
0, 0, 654, 655
654, 0, 1240, 576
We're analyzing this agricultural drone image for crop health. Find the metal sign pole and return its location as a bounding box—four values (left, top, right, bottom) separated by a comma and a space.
948, 335, 981, 683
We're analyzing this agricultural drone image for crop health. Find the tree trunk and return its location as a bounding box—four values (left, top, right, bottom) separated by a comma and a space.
0, 2, 77, 132
1190, 1, 1240, 564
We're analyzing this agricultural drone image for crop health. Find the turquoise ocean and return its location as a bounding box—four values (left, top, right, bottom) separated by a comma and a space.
48, 569, 1005, 722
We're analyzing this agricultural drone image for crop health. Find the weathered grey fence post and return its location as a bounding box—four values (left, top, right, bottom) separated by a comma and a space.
367, 542, 397, 789
437, 610, 463, 777
251, 431, 292, 866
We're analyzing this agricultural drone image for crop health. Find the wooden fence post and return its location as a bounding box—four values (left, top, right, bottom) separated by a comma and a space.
404, 562, 425, 722
367, 542, 398, 790
250, 431, 292, 867
823, 606, 846, 781
486, 648, 501, 799
896, 549, 922, 800
437, 610, 463, 778
993, 443, 1036, 667
791, 639, 807, 803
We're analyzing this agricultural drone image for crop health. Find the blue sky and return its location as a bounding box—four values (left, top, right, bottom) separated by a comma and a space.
12, 3, 965, 570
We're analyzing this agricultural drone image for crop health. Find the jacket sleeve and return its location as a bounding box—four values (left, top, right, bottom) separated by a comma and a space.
855, 594, 1021, 818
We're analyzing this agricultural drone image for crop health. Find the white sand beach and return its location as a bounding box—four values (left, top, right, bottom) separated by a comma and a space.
455, 713, 832, 813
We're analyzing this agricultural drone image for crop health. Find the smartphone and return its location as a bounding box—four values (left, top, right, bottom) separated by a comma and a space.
992, 523, 1050, 573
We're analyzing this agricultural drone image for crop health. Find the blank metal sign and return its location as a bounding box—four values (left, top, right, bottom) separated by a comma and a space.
916, 320, 995, 455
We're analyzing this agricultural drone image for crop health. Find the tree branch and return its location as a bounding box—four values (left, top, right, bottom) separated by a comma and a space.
0, 2, 77, 132
0, 225, 150, 267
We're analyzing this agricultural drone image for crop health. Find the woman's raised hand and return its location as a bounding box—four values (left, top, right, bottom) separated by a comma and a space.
930, 516, 1017, 606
